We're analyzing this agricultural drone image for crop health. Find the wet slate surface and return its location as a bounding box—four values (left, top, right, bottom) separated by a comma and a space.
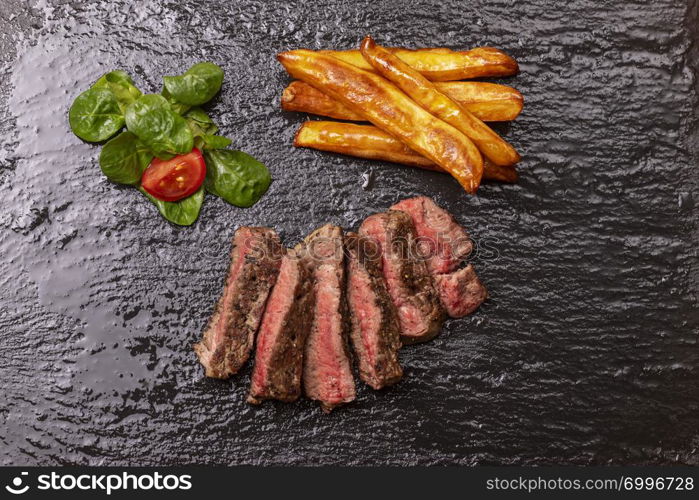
0, 0, 698, 465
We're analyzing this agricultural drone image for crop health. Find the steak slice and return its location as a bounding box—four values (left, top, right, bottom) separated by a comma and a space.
434, 265, 488, 318
194, 227, 283, 379
248, 244, 315, 404
391, 196, 487, 318
390, 196, 472, 274
301, 225, 356, 411
359, 210, 445, 343
345, 232, 403, 389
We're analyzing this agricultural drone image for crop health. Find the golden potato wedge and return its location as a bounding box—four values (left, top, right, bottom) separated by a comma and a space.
282, 81, 365, 121
281, 80, 523, 122
482, 160, 519, 183
295, 120, 433, 168
321, 46, 518, 81
294, 121, 518, 183
435, 81, 523, 122
360, 36, 520, 166
412, 48, 453, 54
277, 49, 484, 193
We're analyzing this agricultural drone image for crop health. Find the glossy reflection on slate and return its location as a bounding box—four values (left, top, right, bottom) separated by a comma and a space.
0, 0, 697, 465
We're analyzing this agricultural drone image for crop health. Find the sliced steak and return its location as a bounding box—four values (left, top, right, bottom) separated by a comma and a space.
301, 225, 356, 411
345, 232, 403, 389
434, 265, 487, 318
248, 244, 315, 404
390, 196, 472, 274
391, 196, 487, 318
359, 210, 445, 343
194, 227, 283, 379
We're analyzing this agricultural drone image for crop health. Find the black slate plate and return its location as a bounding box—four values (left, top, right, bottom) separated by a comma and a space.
0, 0, 697, 465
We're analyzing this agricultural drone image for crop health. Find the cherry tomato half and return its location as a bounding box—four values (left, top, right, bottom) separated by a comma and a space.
141, 148, 206, 202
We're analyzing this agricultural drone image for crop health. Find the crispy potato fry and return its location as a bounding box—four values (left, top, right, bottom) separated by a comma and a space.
294, 121, 518, 183
281, 80, 523, 122
321, 46, 518, 81
295, 120, 433, 168
360, 36, 520, 167
282, 81, 365, 121
435, 81, 523, 122
412, 48, 453, 54
277, 49, 484, 193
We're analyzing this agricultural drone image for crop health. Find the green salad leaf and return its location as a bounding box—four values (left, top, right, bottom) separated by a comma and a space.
203, 149, 271, 207
99, 131, 153, 185
184, 108, 218, 134
183, 108, 214, 124
161, 87, 191, 115
92, 70, 142, 111
196, 134, 232, 150
184, 108, 233, 149
163, 62, 224, 106
184, 108, 232, 149
139, 186, 204, 226
68, 61, 271, 226
68, 87, 125, 142
124, 94, 193, 159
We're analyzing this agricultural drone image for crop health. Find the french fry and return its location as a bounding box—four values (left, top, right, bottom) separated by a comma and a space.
294, 121, 518, 183
411, 48, 454, 54
321, 46, 518, 81
435, 81, 523, 122
295, 120, 432, 168
282, 81, 365, 121
281, 80, 523, 122
277, 49, 484, 193
360, 36, 520, 167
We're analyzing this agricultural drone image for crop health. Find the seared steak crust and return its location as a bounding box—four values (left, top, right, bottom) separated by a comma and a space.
248, 245, 315, 404
359, 210, 445, 343
194, 227, 283, 379
302, 225, 356, 411
345, 232, 403, 389
390, 196, 487, 319
390, 196, 472, 274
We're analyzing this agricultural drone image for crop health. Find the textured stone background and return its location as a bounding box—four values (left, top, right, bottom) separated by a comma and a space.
0, 0, 697, 465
